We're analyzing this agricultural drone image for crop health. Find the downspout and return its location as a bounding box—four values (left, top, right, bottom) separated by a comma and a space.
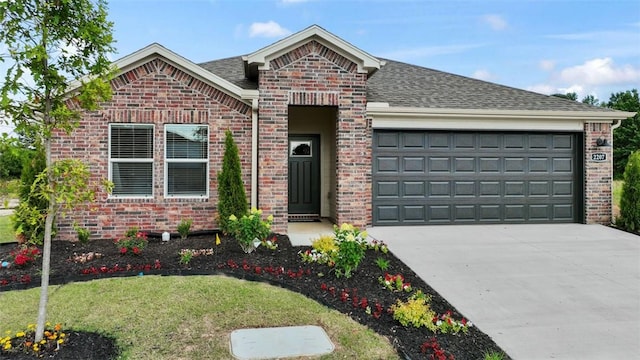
611, 119, 622, 130
251, 98, 258, 209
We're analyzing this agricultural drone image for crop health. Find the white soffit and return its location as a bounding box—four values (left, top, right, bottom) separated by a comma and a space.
244, 25, 381, 74
367, 103, 636, 131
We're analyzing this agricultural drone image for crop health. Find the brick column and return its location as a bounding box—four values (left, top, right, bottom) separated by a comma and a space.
584, 122, 613, 224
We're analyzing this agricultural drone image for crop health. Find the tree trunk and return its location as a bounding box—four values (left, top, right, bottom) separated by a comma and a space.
34, 134, 54, 342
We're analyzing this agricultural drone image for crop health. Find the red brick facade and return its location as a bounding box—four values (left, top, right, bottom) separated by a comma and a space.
584, 122, 614, 224
257, 41, 370, 233
51, 39, 619, 241
52, 58, 252, 241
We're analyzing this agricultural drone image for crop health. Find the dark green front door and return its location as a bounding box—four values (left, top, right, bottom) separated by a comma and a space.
288, 135, 320, 216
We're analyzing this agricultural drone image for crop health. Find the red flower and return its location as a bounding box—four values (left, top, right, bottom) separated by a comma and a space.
132, 247, 140, 255
120, 247, 127, 255
14, 254, 28, 266
154, 260, 161, 269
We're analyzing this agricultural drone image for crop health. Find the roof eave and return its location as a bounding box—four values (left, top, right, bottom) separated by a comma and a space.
366, 103, 636, 122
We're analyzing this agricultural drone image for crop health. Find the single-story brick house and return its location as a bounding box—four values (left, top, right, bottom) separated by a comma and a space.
53, 25, 635, 241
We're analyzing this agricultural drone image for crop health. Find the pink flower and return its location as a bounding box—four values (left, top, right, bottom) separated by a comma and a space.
120, 247, 127, 255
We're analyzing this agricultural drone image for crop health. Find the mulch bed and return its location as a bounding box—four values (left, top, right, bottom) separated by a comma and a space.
0, 233, 510, 360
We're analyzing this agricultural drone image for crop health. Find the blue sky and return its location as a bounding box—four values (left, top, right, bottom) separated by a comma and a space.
1, 0, 639, 135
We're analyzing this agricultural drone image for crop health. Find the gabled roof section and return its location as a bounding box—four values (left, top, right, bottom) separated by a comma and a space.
243, 25, 382, 79
97, 43, 258, 104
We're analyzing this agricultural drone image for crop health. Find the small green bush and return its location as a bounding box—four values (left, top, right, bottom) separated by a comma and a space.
390, 290, 437, 331
311, 235, 338, 254
217, 130, 248, 234
617, 150, 640, 232
74, 225, 91, 244
177, 218, 192, 240
227, 208, 273, 253
13, 148, 48, 244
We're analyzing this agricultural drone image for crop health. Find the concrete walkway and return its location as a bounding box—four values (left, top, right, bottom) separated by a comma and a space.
367, 224, 640, 360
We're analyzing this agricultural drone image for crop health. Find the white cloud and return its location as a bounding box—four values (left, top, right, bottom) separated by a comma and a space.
539, 60, 555, 71
472, 69, 493, 81
558, 57, 640, 86
526, 84, 556, 95
482, 14, 508, 31
249, 21, 291, 38
558, 84, 584, 96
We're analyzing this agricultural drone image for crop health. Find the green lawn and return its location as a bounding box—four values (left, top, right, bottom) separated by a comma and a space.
0, 276, 400, 360
0, 215, 14, 243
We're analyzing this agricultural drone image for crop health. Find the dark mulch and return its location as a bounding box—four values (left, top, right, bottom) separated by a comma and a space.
0, 232, 510, 360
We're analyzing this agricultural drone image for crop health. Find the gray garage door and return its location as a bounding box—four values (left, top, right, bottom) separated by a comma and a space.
372, 131, 580, 225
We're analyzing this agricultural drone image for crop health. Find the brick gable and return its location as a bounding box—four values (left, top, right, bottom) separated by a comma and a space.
52, 57, 252, 241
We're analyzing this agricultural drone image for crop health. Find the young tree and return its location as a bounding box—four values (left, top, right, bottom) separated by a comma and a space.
0, 0, 115, 341
617, 151, 640, 233
607, 89, 640, 179
217, 130, 248, 234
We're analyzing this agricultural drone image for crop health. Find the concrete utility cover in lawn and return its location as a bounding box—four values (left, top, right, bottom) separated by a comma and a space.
230, 325, 334, 359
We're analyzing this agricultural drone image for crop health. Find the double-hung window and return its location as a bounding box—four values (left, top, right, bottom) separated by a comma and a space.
109, 124, 154, 197
165, 124, 209, 197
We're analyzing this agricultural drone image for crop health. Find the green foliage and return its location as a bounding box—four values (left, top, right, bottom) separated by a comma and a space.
217, 130, 248, 234
617, 151, 640, 233
115, 229, 148, 255
551, 92, 578, 101
179, 249, 194, 265
608, 89, 640, 179
227, 208, 273, 253
177, 218, 192, 240
390, 290, 437, 331
484, 351, 506, 360
74, 225, 90, 244
375, 257, 390, 271
333, 223, 368, 278
0, 134, 30, 179
334, 238, 365, 278
13, 147, 48, 244
311, 235, 338, 254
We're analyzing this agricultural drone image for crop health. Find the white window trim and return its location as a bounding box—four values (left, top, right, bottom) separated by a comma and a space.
164, 124, 210, 199
108, 124, 155, 199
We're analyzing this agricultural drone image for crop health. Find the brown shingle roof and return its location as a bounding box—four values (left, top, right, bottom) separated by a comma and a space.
198, 56, 614, 112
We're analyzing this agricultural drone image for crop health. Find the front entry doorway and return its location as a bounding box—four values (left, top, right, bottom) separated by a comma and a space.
288, 135, 320, 220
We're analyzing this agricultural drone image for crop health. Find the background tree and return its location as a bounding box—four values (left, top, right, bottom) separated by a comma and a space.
581, 95, 601, 106
606, 89, 640, 179
617, 150, 640, 233
551, 92, 578, 101
0, 0, 115, 341
217, 130, 248, 234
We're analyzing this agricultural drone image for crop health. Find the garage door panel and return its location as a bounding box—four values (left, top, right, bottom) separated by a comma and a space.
404, 157, 425, 172
403, 133, 425, 148
376, 157, 399, 173
505, 157, 526, 172
429, 157, 450, 172
373, 131, 578, 225
404, 206, 426, 222
455, 157, 475, 172
403, 181, 426, 198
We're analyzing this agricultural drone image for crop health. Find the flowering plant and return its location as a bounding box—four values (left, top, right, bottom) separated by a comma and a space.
227, 208, 273, 253
114, 227, 148, 255
433, 310, 472, 334
334, 223, 368, 245
8, 246, 41, 267
1, 323, 65, 356
378, 273, 412, 292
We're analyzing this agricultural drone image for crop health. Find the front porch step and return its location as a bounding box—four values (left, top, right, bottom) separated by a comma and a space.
288, 213, 320, 222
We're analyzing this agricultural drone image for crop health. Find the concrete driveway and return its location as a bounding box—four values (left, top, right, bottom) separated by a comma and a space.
367, 224, 640, 360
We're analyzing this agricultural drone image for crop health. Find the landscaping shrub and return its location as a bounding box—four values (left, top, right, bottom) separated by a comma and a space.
617, 150, 640, 233
13, 147, 49, 244
177, 218, 192, 240
217, 130, 248, 234
227, 208, 273, 253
